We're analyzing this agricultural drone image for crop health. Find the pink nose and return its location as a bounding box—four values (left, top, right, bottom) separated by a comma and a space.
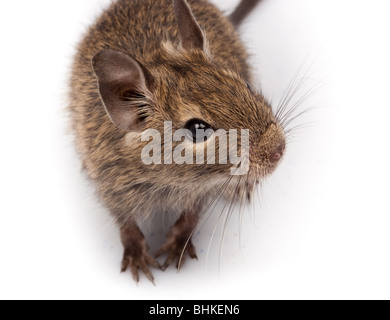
270, 142, 285, 163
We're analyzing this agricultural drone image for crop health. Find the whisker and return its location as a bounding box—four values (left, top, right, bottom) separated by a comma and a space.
178, 175, 234, 270
275, 55, 310, 119
279, 80, 329, 129
275, 52, 319, 118
285, 121, 318, 137
178, 174, 234, 269
198, 176, 234, 231
238, 175, 251, 256
218, 177, 242, 273
205, 177, 238, 261
276, 52, 325, 128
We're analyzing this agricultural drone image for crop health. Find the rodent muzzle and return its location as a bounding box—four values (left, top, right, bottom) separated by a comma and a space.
269, 140, 285, 163
249, 124, 286, 168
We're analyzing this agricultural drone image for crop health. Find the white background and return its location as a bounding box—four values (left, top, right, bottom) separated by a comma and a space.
0, 0, 389, 300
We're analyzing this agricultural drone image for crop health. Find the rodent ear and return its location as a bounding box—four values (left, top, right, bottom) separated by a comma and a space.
173, 0, 205, 51
92, 49, 151, 131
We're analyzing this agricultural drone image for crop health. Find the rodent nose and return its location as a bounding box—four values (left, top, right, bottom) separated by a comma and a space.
270, 141, 285, 163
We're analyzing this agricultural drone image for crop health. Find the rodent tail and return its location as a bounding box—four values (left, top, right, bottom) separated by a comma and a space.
229, 0, 262, 27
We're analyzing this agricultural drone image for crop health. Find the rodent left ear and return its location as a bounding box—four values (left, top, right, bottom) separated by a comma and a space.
92, 49, 153, 131
173, 0, 205, 51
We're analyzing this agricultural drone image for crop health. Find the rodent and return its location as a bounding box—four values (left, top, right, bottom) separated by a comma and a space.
69, 0, 286, 283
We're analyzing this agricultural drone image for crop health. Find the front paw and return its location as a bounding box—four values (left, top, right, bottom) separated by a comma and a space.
155, 234, 198, 270
121, 241, 161, 284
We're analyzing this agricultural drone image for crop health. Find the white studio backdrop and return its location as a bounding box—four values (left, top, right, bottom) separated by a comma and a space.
0, 0, 389, 299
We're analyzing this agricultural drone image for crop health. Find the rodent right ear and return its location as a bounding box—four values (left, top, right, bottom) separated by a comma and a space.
92, 49, 152, 131
173, 0, 205, 51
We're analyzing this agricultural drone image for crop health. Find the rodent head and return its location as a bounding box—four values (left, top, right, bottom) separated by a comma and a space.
92, 0, 285, 194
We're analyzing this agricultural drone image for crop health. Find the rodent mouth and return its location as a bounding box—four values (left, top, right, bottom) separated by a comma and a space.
249, 160, 280, 179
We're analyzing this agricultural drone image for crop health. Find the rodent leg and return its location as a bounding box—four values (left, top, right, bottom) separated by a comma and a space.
120, 219, 161, 284
155, 211, 199, 270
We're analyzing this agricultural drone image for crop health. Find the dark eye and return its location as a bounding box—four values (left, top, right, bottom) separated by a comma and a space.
185, 119, 213, 143
246, 82, 253, 93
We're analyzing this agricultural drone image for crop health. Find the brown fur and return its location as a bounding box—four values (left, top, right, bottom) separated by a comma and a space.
69, 0, 285, 282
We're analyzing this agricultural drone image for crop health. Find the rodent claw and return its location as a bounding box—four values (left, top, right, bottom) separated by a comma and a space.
156, 238, 198, 271
121, 248, 159, 284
